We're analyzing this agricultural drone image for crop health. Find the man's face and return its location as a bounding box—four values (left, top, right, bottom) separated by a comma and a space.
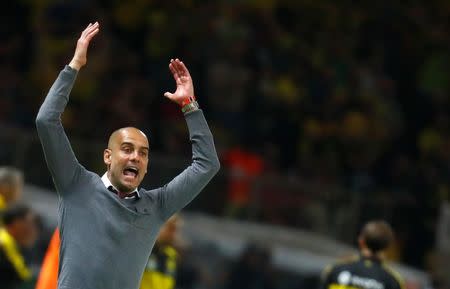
15, 212, 38, 248
104, 128, 149, 192
158, 216, 180, 245
0, 178, 23, 205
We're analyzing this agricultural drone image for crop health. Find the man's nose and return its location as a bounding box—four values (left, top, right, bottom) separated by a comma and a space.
129, 151, 140, 162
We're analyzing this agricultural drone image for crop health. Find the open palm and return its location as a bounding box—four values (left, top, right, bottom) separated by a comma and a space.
69, 22, 100, 70
164, 59, 195, 106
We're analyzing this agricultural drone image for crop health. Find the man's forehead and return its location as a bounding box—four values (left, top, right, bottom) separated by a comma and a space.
110, 127, 149, 147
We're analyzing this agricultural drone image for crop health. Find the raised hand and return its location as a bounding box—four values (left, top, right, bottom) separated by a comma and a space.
69, 22, 100, 71
164, 59, 195, 106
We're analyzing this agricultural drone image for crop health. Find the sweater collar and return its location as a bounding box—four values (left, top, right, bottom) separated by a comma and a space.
101, 173, 140, 199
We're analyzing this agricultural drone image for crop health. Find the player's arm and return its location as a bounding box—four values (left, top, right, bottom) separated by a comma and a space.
36, 23, 100, 193
156, 59, 220, 221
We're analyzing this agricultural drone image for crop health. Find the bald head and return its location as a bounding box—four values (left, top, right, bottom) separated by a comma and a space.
104, 127, 149, 193
0, 167, 23, 206
108, 127, 148, 149
359, 220, 394, 254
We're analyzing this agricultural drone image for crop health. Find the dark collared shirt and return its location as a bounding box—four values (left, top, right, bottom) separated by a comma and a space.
101, 173, 140, 199
320, 255, 405, 289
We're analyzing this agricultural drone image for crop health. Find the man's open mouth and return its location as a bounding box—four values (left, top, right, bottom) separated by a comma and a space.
123, 166, 139, 178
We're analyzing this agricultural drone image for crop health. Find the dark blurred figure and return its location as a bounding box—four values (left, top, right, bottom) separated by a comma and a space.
0, 204, 39, 289
0, 167, 23, 213
320, 220, 404, 289
225, 243, 275, 289
223, 147, 265, 219
140, 214, 181, 289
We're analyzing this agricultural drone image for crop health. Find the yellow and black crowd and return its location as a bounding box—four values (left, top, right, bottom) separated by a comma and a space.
0, 167, 37, 289
0, 0, 448, 288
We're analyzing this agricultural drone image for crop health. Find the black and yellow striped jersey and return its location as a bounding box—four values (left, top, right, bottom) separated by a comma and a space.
0, 228, 32, 289
140, 244, 178, 289
320, 255, 405, 289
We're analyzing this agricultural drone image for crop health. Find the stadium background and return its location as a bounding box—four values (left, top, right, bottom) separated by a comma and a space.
0, 0, 449, 288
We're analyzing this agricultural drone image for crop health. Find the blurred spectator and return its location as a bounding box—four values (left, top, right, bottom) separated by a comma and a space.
0, 204, 39, 289
320, 220, 404, 289
0, 167, 24, 213
225, 243, 275, 289
223, 146, 265, 219
140, 215, 182, 289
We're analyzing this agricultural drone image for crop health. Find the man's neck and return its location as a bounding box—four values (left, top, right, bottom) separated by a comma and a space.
105, 172, 136, 193
360, 248, 384, 261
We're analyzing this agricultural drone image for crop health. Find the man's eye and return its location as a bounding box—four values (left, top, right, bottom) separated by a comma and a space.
123, 147, 132, 153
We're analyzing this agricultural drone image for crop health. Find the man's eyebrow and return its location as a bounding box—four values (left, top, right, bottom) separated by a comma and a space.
121, 142, 149, 151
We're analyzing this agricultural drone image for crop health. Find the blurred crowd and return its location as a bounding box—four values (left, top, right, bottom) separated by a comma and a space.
1, 0, 449, 280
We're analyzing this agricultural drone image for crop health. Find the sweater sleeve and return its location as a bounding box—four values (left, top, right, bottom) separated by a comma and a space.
36, 66, 84, 194
156, 109, 220, 221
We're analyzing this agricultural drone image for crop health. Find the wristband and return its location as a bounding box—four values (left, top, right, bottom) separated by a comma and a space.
182, 100, 199, 114
181, 95, 196, 107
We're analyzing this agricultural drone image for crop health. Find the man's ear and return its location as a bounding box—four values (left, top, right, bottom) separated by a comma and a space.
358, 236, 365, 249
104, 149, 112, 166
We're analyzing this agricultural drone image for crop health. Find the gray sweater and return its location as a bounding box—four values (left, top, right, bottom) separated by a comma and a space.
36, 66, 220, 289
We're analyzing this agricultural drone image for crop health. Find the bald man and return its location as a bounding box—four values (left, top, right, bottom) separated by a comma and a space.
0, 167, 23, 212
319, 220, 405, 289
35, 22, 220, 289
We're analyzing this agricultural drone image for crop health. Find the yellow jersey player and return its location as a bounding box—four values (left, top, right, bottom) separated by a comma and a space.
140, 215, 181, 289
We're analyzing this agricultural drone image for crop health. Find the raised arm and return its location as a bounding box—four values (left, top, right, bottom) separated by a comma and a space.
36, 23, 100, 193
156, 59, 220, 220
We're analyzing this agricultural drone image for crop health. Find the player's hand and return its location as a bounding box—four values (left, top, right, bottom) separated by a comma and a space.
69, 22, 100, 71
164, 59, 195, 106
